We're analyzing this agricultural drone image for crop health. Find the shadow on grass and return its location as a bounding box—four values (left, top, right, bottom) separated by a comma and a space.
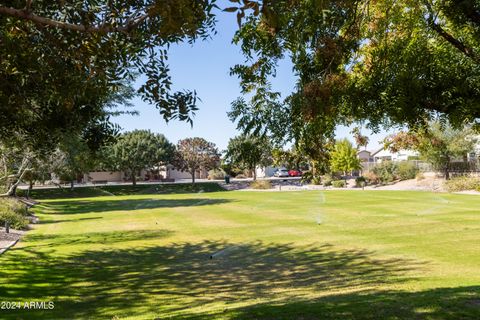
42, 198, 234, 215
21, 229, 174, 247
226, 286, 480, 320
0, 240, 436, 319
38, 216, 104, 224
20, 183, 226, 199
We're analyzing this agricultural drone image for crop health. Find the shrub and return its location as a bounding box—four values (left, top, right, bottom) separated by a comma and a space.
302, 171, 322, 185
312, 176, 322, 185
364, 171, 379, 185
301, 170, 312, 183
332, 180, 346, 188
235, 174, 247, 179
0, 198, 29, 229
396, 161, 419, 180
372, 161, 397, 184
355, 176, 366, 188
250, 180, 272, 189
444, 176, 480, 192
322, 174, 333, 186
220, 163, 243, 177
208, 169, 226, 180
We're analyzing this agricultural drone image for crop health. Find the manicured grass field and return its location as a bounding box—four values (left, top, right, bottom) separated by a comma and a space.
1, 188, 480, 319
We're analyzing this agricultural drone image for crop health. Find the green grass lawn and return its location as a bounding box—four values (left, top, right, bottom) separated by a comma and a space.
1, 188, 480, 319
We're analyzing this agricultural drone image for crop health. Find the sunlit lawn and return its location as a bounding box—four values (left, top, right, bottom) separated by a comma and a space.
1, 187, 479, 319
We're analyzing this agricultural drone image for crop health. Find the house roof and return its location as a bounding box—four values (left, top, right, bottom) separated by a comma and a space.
357, 150, 371, 155
370, 146, 385, 157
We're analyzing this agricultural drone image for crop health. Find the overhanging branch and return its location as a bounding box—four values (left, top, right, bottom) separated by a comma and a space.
423, 0, 479, 62
0, 5, 149, 34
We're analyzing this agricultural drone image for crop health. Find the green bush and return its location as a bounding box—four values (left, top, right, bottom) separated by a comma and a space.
300, 170, 312, 183
322, 174, 333, 186
444, 176, 480, 192
301, 171, 322, 185
0, 198, 29, 229
312, 176, 322, 185
372, 161, 397, 184
207, 169, 226, 180
250, 180, 272, 189
332, 180, 346, 188
397, 161, 419, 180
220, 163, 243, 178
355, 176, 366, 188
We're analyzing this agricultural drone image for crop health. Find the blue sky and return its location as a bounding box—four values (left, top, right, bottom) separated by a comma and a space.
113, 10, 392, 152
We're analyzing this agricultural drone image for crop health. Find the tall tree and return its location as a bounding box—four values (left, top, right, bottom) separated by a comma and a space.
225, 134, 272, 180
172, 137, 220, 184
386, 123, 477, 179
227, 0, 480, 155
330, 139, 361, 177
51, 135, 98, 190
107, 130, 174, 186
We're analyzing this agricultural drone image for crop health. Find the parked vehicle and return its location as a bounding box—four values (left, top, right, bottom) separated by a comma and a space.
288, 169, 302, 177
274, 168, 290, 177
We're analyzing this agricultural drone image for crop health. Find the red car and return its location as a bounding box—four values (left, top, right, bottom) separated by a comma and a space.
288, 169, 302, 177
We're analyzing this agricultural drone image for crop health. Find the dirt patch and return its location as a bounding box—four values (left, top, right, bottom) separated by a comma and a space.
367, 177, 446, 192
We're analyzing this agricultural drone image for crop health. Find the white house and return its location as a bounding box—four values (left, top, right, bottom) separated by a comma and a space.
369, 147, 419, 163
158, 164, 208, 180
255, 166, 280, 178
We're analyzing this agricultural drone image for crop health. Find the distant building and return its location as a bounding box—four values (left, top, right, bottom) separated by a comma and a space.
357, 147, 419, 164
255, 166, 281, 178
357, 150, 373, 163
158, 165, 208, 180
370, 147, 419, 163
83, 164, 209, 184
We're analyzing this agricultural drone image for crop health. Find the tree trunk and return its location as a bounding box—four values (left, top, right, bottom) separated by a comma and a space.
444, 157, 450, 180
5, 221, 9, 234
132, 173, 137, 186
0, 156, 31, 197
27, 180, 33, 199
70, 180, 74, 190
253, 163, 257, 181
191, 168, 196, 184
11, 185, 17, 197
1, 181, 19, 197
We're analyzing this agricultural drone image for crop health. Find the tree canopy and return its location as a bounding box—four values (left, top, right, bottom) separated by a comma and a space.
106, 130, 174, 185
172, 137, 220, 184
330, 139, 361, 176
0, 0, 216, 148
228, 0, 480, 150
225, 134, 272, 180
386, 123, 477, 179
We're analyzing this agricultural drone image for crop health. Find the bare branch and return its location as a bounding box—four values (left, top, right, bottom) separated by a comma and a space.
0, 155, 31, 197
0, 5, 149, 34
